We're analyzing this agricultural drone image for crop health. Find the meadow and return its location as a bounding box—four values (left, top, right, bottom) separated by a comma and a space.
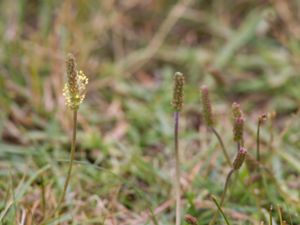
0, 0, 300, 224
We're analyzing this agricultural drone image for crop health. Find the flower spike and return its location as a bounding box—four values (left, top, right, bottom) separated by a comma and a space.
63, 53, 88, 110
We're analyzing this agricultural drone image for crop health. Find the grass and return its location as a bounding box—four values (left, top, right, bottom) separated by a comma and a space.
211, 195, 231, 225
1, 0, 300, 224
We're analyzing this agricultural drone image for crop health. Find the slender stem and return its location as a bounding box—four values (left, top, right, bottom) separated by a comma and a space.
209, 169, 234, 225
210, 127, 232, 167
219, 169, 234, 207
256, 121, 261, 163
256, 120, 263, 188
211, 196, 232, 225
149, 208, 159, 225
288, 211, 293, 225
41, 180, 46, 219
277, 205, 283, 225
174, 111, 181, 225
268, 119, 274, 152
58, 110, 78, 212
269, 206, 273, 225
232, 143, 240, 188
39, 111, 78, 223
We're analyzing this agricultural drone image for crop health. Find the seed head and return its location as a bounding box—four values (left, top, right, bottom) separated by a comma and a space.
201, 85, 214, 126
232, 102, 243, 119
63, 53, 88, 110
233, 116, 244, 143
233, 147, 247, 170
258, 113, 268, 123
171, 72, 185, 111
184, 214, 198, 225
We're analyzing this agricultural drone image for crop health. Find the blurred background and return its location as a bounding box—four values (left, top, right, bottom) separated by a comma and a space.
1, 0, 300, 224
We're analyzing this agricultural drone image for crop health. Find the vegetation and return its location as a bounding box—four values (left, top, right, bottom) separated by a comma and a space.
1, 0, 300, 224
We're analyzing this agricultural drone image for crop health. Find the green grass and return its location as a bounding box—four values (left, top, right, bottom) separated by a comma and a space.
1, 0, 300, 224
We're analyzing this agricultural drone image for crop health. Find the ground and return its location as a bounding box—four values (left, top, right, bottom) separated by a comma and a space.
0, 0, 300, 224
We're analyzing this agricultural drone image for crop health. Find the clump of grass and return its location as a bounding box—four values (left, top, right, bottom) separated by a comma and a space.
201, 85, 232, 167
199, 88, 294, 224
199, 86, 250, 224
171, 72, 185, 225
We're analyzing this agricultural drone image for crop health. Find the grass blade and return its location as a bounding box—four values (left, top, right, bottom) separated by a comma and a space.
211, 195, 232, 225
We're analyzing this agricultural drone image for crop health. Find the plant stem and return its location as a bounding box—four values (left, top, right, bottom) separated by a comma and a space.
174, 111, 181, 225
210, 127, 232, 167
209, 169, 234, 225
269, 206, 273, 225
58, 110, 78, 212
211, 196, 232, 225
277, 205, 283, 225
232, 143, 240, 188
219, 169, 234, 207
256, 120, 263, 189
41, 180, 46, 219
256, 120, 261, 163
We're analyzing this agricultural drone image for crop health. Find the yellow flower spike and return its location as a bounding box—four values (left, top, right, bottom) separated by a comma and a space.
63, 54, 88, 110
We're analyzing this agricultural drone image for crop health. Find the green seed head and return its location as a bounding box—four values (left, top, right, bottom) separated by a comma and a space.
232, 102, 243, 119
233, 116, 245, 142
233, 147, 247, 170
171, 72, 185, 111
201, 85, 214, 127
63, 53, 88, 110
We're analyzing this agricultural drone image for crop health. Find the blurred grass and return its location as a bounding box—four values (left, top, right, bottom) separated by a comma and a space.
0, 0, 300, 224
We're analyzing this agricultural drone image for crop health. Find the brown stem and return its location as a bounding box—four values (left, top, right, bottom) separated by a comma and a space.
219, 169, 234, 207
210, 127, 232, 167
41, 180, 46, 219
39, 111, 78, 224
174, 111, 181, 225
58, 110, 78, 212
209, 169, 235, 225
256, 121, 261, 163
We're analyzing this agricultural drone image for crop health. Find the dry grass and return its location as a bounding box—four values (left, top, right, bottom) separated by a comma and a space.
0, 0, 300, 224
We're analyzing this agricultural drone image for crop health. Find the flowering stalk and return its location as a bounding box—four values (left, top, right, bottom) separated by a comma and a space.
209, 147, 247, 225
59, 53, 88, 211
201, 86, 231, 167
171, 72, 184, 225
256, 114, 267, 162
